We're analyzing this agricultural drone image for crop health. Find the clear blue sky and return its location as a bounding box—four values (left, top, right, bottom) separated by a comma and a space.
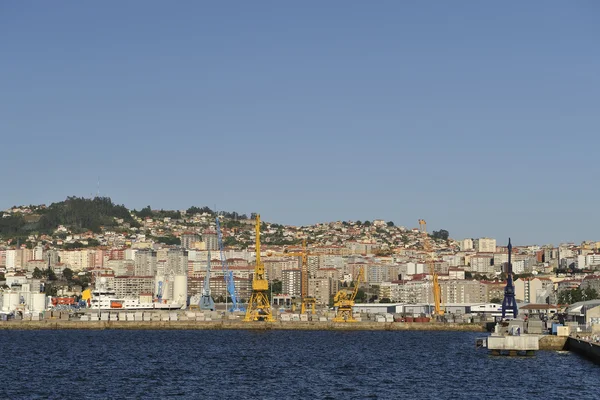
1, 2, 599, 245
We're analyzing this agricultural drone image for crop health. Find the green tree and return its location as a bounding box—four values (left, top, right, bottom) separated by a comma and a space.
32, 267, 43, 279
43, 268, 57, 281
379, 297, 392, 303
154, 236, 181, 246
270, 280, 283, 294
386, 221, 394, 227
44, 283, 58, 297
355, 289, 366, 302
363, 221, 371, 227
62, 267, 74, 282
135, 206, 153, 219
490, 297, 502, 304
465, 271, 473, 279
558, 288, 584, 304
432, 229, 450, 241
584, 287, 599, 300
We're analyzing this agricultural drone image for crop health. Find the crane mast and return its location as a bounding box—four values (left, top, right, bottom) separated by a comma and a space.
419, 219, 443, 317
243, 214, 274, 321
216, 216, 241, 312
199, 250, 215, 311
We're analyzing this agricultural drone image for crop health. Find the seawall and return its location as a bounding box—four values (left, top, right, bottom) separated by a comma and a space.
538, 335, 568, 351
566, 337, 600, 363
0, 320, 487, 332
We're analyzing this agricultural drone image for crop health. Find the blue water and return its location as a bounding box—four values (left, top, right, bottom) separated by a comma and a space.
0, 330, 597, 399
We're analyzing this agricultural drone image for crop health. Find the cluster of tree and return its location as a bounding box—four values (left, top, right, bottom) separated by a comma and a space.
1, 196, 139, 238
186, 206, 214, 215
134, 206, 181, 220
62, 239, 101, 250
431, 229, 449, 241
0, 214, 26, 238
268, 280, 283, 298
152, 236, 181, 246
32, 267, 56, 281
558, 287, 599, 304
354, 221, 372, 226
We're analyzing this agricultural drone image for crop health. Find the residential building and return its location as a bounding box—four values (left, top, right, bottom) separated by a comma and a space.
181, 233, 201, 249
203, 230, 219, 251
440, 280, 485, 304
282, 269, 302, 297
308, 277, 331, 306
134, 250, 157, 276
474, 238, 496, 253
515, 277, 554, 303
460, 239, 473, 251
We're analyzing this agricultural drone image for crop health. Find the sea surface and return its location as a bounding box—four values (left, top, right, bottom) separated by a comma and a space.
0, 330, 597, 399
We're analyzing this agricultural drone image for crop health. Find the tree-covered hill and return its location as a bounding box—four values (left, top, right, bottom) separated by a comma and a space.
0, 196, 139, 239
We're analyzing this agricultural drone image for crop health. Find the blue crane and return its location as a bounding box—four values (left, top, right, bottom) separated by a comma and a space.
199, 251, 215, 311
216, 215, 243, 312
156, 281, 164, 303
501, 238, 518, 319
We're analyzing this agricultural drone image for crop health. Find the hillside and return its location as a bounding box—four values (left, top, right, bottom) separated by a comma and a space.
0, 197, 138, 240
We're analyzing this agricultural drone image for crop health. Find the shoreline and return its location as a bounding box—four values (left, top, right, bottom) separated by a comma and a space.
0, 320, 487, 331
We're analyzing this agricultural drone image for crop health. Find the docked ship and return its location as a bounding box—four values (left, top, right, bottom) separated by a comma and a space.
85, 278, 183, 311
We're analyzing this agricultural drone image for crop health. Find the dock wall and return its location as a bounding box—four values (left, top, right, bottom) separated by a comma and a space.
566, 337, 600, 363
0, 320, 487, 331
539, 335, 568, 351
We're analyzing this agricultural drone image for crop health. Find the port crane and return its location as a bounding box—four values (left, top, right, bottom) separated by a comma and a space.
199, 250, 215, 311
501, 238, 518, 319
266, 239, 316, 314
216, 215, 242, 312
419, 219, 444, 317
244, 214, 274, 321
333, 266, 364, 322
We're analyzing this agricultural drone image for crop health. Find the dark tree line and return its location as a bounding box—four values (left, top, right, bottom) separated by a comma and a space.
431, 229, 450, 241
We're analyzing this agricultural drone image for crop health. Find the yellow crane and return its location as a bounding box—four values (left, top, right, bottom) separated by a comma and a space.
419, 219, 444, 317
244, 214, 274, 322
266, 240, 316, 314
333, 266, 364, 322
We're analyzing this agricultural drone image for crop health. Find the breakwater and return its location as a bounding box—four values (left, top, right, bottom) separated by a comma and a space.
566, 336, 600, 363
0, 320, 487, 331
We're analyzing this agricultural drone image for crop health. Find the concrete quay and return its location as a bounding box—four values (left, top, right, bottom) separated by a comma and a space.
566, 336, 600, 363
0, 320, 487, 331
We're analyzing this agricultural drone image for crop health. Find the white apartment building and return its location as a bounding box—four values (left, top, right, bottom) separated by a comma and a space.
460, 239, 474, 251
470, 255, 494, 275
282, 269, 301, 297
474, 238, 496, 253
585, 254, 600, 267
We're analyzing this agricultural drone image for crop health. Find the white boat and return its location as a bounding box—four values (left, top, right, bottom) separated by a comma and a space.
89, 279, 183, 311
